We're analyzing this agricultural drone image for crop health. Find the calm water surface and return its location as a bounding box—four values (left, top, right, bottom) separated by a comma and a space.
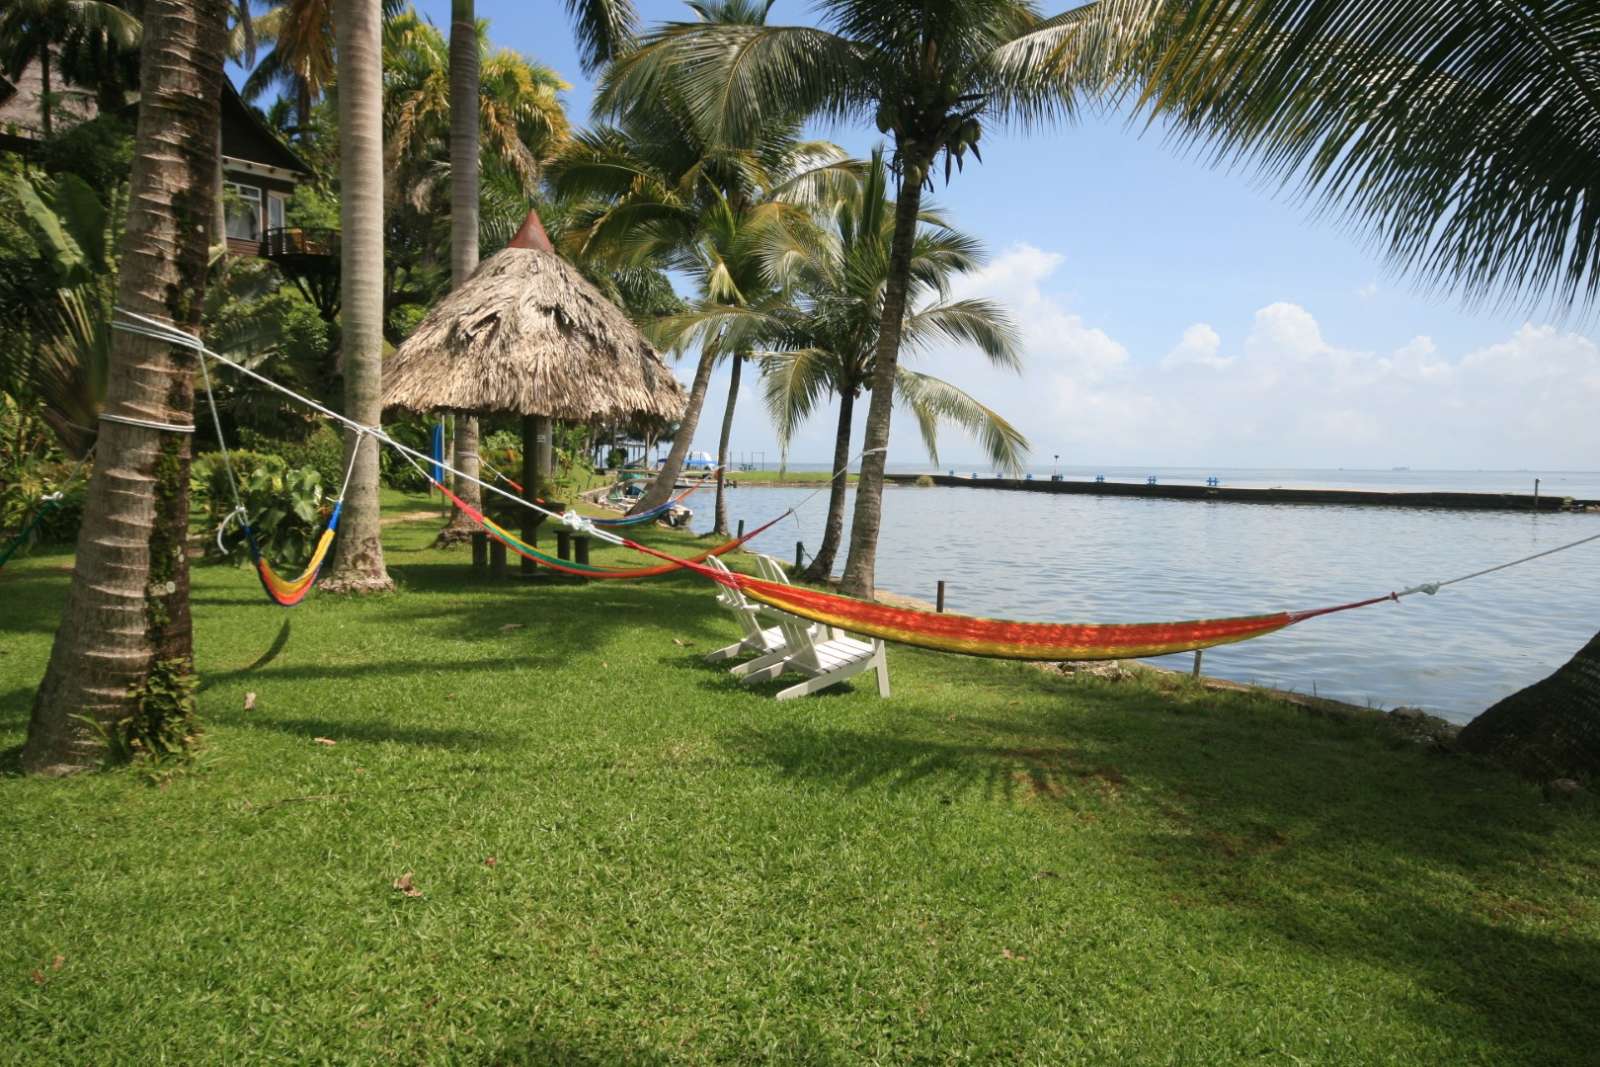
691, 482, 1600, 723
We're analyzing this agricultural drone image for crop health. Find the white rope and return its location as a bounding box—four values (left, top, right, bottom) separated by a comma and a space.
113, 310, 571, 530
99, 410, 195, 434
120, 306, 1597, 605
1392, 530, 1600, 600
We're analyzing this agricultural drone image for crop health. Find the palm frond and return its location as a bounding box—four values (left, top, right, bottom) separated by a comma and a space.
901, 298, 1022, 371
1142, 0, 1600, 312
759, 347, 839, 449
565, 0, 638, 75
894, 368, 1030, 474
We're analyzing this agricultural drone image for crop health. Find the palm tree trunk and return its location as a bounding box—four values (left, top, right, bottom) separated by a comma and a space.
629, 348, 715, 515
22, 0, 230, 776
39, 45, 52, 138
839, 163, 925, 598
323, 0, 393, 594
712, 352, 742, 536
437, 0, 481, 547
802, 388, 854, 583
1457, 631, 1600, 781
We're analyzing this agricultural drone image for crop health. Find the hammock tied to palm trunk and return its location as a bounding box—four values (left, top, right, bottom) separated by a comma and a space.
196, 340, 364, 607
404, 452, 782, 580
115, 308, 1600, 659
479, 455, 705, 528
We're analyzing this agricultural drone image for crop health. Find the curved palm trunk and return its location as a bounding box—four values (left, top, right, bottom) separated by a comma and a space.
629, 348, 715, 515
1458, 631, 1600, 781
39, 45, 54, 138
437, 0, 481, 547
801, 388, 854, 583
840, 166, 925, 598
22, 0, 229, 775
712, 352, 742, 536
323, 0, 393, 594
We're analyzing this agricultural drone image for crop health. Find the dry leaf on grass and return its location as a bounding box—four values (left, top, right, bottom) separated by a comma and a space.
392, 872, 423, 898
484, 856, 497, 868
29, 970, 45, 986
243, 692, 256, 711
314, 737, 336, 746
1000, 948, 1028, 961
50, 956, 64, 971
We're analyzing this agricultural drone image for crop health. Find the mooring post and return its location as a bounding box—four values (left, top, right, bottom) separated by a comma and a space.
1535, 478, 1541, 509
795, 541, 805, 569
471, 531, 487, 569
936, 580, 946, 613
1192, 649, 1203, 678
737, 519, 745, 539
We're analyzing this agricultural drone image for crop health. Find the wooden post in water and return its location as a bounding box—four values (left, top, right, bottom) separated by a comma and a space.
1192, 649, 1203, 678
936, 581, 946, 613
795, 541, 805, 569
737, 519, 745, 540
1535, 478, 1541, 509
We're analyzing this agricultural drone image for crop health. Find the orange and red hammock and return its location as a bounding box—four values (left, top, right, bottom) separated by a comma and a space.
428, 476, 783, 579
623, 543, 1397, 661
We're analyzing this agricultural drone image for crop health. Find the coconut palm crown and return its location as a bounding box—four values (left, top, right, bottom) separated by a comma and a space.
598, 0, 1119, 595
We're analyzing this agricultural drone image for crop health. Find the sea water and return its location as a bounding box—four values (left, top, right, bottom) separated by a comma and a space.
691, 473, 1600, 723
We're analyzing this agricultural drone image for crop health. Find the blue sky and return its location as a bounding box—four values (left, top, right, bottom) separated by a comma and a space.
337, 1, 1600, 470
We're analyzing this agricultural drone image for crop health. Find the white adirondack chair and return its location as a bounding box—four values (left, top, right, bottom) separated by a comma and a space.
703, 556, 788, 663
734, 554, 891, 701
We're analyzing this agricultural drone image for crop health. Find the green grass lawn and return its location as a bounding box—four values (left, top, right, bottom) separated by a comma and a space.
2, 494, 1598, 1064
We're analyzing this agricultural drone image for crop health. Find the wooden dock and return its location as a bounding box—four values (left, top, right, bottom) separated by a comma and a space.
885, 474, 1598, 512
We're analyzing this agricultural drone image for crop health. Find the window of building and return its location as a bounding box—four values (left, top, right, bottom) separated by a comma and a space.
224, 181, 262, 241
267, 192, 286, 233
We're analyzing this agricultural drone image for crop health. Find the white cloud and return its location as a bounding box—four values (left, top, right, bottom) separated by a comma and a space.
686, 244, 1600, 471
1162, 323, 1229, 370
1357, 280, 1379, 299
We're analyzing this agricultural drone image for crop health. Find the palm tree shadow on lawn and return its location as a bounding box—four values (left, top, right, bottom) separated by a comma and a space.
718, 659, 1600, 1063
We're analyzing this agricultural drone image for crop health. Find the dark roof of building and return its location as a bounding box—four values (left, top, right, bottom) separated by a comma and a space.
220, 80, 314, 178
0, 60, 312, 180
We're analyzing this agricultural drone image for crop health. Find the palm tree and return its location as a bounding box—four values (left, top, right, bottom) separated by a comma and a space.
578, 3, 858, 520
22, 0, 231, 774
0, 0, 141, 136
757, 149, 1026, 579
321, 0, 392, 594
1131, 0, 1599, 773
241, 0, 336, 137
603, 0, 1120, 596
441, 0, 481, 544
644, 187, 814, 535
383, 9, 570, 199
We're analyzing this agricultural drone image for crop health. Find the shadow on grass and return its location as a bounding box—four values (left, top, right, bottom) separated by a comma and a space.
237, 713, 512, 749
0, 568, 74, 635
0, 685, 33, 734
719, 663, 1600, 1065
490, 1030, 673, 1067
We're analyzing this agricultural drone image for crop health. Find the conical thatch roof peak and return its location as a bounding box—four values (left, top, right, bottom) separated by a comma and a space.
382, 210, 685, 422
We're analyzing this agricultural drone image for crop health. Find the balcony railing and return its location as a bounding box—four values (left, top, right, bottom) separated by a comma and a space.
260, 226, 339, 258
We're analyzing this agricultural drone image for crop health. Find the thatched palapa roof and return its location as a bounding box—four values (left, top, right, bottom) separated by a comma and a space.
382, 211, 685, 422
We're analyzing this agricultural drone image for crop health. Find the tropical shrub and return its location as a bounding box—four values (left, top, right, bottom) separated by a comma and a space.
192, 450, 325, 566
240, 425, 346, 501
